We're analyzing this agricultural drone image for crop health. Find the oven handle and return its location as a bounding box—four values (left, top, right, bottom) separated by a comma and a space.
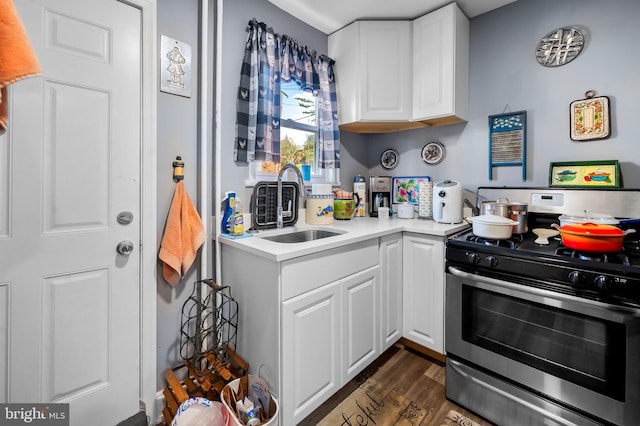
447, 265, 639, 315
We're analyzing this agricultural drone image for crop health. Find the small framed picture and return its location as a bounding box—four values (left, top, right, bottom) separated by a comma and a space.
549, 160, 621, 188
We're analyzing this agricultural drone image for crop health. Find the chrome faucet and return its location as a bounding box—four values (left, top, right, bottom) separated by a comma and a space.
277, 163, 305, 229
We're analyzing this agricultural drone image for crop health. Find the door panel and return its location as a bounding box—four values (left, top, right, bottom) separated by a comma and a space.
343, 266, 378, 382
41, 269, 110, 402
43, 82, 110, 233
0, 1, 142, 424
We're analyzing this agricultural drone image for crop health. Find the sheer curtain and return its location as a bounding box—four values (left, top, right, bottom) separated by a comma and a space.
234, 19, 340, 170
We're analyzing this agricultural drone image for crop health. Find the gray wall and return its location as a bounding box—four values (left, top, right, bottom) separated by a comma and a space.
156, 0, 203, 390
363, 0, 640, 192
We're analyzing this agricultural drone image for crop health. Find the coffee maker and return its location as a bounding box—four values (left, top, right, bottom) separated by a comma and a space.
369, 176, 392, 217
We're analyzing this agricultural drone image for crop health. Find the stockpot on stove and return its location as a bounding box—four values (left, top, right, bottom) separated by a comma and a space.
479, 197, 528, 234
508, 201, 528, 234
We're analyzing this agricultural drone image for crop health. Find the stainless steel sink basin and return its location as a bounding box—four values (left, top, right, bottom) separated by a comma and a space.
260, 229, 344, 243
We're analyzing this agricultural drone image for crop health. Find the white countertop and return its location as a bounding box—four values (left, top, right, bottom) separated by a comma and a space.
218, 216, 469, 262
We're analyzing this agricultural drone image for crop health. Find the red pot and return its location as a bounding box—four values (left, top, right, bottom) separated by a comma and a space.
551, 222, 635, 252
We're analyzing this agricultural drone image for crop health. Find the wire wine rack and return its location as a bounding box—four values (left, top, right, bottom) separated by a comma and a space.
179, 279, 238, 375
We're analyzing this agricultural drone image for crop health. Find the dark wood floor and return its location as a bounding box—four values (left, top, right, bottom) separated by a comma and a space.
299, 342, 495, 425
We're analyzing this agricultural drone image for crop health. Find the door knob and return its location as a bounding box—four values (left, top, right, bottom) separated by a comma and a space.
116, 240, 134, 255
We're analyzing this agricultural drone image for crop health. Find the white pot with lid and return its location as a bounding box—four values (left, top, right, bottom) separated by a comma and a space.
433, 180, 463, 224
468, 214, 519, 239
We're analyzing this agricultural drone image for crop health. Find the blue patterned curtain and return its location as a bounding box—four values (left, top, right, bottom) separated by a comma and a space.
234, 19, 340, 169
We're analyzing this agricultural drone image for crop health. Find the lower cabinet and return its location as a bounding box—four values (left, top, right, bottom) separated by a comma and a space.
282, 280, 341, 424
282, 265, 379, 424
221, 231, 446, 425
379, 233, 403, 351
221, 239, 379, 426
402, 232, 445, 354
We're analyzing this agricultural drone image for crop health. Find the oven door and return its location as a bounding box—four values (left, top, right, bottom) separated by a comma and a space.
446, 265, 640, 426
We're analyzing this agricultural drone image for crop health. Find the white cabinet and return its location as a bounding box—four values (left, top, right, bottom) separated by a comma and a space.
412, 3, 469, 126
402, 232, 445, 354
220, 239, 379, 426
379, 233, 403, 351
342, 266, 379, 382
328, 21, 425, 133
328, 4, 469, 133
282, 281, 341, 423
283, 264, 379, 423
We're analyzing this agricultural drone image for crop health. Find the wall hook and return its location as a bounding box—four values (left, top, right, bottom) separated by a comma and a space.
173, 156, 184, 182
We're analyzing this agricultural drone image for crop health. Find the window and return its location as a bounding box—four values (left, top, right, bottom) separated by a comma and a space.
258, 81, 317, 177
249, 81, 339, 185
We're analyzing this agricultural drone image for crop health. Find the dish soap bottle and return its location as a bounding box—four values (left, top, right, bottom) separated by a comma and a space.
232, 200, 244, 236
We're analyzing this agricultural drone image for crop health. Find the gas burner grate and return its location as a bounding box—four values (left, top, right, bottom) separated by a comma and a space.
466, 234, 523, 249
555, 247, 630, 265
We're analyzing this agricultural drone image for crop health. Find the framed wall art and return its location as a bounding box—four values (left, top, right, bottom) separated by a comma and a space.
549, 160, 621, 188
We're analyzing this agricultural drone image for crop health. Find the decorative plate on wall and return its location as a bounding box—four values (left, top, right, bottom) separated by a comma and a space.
421, 142, 445, 165
380, 148, 399, 170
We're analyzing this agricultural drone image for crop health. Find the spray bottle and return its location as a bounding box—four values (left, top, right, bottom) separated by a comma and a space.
221, 192, 236, 234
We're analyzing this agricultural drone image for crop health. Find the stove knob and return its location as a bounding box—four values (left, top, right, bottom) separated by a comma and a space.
594, 275, 612, 292
568, 271, 585, 287
485, 256, 498, 267
467, 253, 481, 264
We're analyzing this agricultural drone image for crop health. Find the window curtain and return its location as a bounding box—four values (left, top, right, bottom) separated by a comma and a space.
234, 19, 340, 169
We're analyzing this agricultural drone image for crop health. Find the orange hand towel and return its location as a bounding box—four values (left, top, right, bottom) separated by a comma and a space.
159, 181, 207, 286
0, 0, 42, 132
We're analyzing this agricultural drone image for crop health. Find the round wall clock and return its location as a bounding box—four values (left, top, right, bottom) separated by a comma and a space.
421, 141, 445, 165
535, 27, 585, 67
380, 148, 399, 170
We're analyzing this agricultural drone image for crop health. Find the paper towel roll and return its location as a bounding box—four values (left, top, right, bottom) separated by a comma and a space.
418, 181, 433, 218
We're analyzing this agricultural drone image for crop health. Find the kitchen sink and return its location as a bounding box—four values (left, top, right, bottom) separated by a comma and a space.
259, 229, 345, 243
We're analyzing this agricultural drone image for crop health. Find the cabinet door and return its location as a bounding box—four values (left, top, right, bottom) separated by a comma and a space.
412, 3, 469, 124
282, 282, 341, 424
402, 233, 445, 353
329, 21, 412, 125
342, 266, 379, 382
359, 21, 413, 121
379, 234, 403, 351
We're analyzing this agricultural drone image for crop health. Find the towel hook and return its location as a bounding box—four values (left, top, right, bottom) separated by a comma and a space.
173, 156, 184, 182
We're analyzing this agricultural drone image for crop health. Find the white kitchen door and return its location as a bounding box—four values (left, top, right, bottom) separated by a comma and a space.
0, 0, 142, 424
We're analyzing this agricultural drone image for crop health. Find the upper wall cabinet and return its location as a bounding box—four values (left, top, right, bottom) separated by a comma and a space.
412, 3, 469, 126
329, 21, 426, 133
328, 3, 470, 133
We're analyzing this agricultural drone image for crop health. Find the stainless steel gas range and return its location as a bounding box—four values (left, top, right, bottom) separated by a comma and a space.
445, 187, 640, 426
